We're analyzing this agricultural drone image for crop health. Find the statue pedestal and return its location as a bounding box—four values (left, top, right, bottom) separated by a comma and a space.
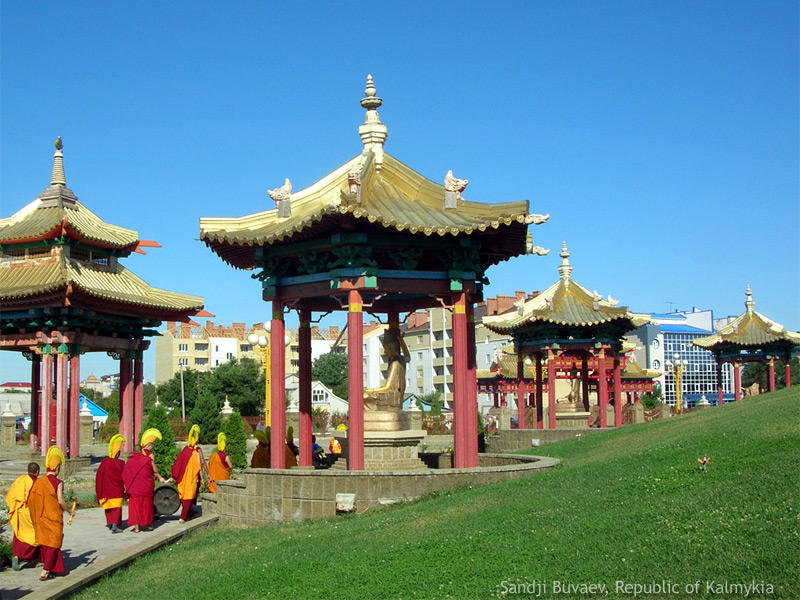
1, 415, 16, 448
334, 429, 428, 471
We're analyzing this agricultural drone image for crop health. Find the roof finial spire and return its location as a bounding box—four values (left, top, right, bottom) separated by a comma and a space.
359, 74, 388, 171
558, 241, 573, 284
51, 136, 66, 187
745, 284, 755, 313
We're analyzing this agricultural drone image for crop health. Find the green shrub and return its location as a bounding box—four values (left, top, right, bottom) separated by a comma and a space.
222, 409, 248, 470
98, 417, 120, 442
141, 404, 180, 477
330, 411, 348, 429
640, 388, 663, 410
0, 540, 11, 568
191, 390, 221, 444
312, 407, 329, 432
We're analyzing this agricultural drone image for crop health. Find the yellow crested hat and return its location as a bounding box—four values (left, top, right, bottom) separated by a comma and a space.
336, 423, 348, 431
46, 445, 66, 470
108, 434, 125, 458
140, 428, 162, 447
217, 432, 227, 452
253, 430, 268, 445
188, 424, 200, 447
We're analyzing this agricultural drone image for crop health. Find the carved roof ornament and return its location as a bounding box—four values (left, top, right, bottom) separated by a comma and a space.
557, 241, 573, 286
358, 74, 388, 172
347, 158, 363, 203
745, 284, 755, 313
268, 178, 293, 217
51, 136, 66, 187
444, 169, 469, 208
525, 232, 550, 256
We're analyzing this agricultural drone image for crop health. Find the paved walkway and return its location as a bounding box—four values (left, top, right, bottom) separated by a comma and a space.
1, 505, 216, 600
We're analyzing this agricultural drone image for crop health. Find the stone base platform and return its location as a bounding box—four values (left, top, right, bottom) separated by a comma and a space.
333, 429, 428, 471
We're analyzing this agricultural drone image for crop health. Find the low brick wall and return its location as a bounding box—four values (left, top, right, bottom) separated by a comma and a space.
203, 453, 560, 526
486, 428, 599, 453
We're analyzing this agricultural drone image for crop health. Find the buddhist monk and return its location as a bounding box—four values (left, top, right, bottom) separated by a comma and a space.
27, 446, 75, 580
5, 462, 40, 570
250, 428, 270, 468
123, 428, 166, 533
95, 434, 126, 533
172, 424, 205, 522
208, 432, 232, 493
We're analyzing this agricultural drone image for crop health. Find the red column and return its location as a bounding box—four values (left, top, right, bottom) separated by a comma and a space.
547, 349, 557, 429
347, 290, 365, 471
270, 301, 287, 469
68, 353, 81, 457
733, 362, 741, 402
30, 353, 41, 452
119, 357, 134, 453
452, 292, 471, 468
516, 352, 526, 430
535, 353, 544, 429
613, 354, 623, 427
298, 309, 313, 468
597, 349, 609, 428
466, 303, 479, 464
41, 352, 53, 455
581, 354, 590, 412
786, 361, 792, 388
717, 361, 725, 406
55, 351, 69, 451
133, 353, 144, 445
493, 390, 499, 408
767, 357, 776, 392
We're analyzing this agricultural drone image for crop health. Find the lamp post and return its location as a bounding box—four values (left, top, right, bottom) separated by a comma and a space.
247, 331, 271, 427
665, 352, 688, 414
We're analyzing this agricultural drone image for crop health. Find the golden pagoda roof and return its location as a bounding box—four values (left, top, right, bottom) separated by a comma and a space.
200, 76, 549, 270
0, 140, 139, 250
0, 254, 204, 313
693, 286, 800, 348
483, 242, 650, 332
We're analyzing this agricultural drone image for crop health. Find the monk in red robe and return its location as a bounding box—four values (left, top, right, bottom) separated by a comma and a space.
122, 428, 166, 532
5, 462, 40, 570
95, 433, 126, 533
208, 432, 232, 493
172, 424, 205, 522
250, 428, 270, 467
27, 446, 75, 580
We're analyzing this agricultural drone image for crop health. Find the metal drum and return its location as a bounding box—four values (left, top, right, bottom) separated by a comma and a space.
153, 484, 180, 516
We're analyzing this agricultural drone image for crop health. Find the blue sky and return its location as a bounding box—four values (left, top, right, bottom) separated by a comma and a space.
1, 2, 797, 384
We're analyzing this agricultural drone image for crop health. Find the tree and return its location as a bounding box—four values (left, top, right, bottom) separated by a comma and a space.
640, 387, 663, 410
155, 368, 206, 417
141, 403, 180, 477
312, 352, 348, 389
203, 358, 264, 416
191, 389, 221, 444
222, 409, 248, 469
743, 357, 799, 391
96, 390, 120, 419
420, 390, 443, 415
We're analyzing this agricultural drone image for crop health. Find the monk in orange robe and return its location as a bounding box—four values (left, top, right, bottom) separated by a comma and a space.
208, 432, 232, 493
5, 462, 40, 570
95, 433, 126, 533
123, 428, 166, 532
28, 446, 75, 580
172, 424, 205, 522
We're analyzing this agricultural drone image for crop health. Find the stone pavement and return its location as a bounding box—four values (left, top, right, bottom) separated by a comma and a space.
1, 505, 217, 600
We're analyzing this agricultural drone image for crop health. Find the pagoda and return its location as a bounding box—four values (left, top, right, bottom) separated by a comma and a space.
0, 138, 204, 456
200, 76, 549, 469
694, 286, 799, 402
483, 242, 650, 428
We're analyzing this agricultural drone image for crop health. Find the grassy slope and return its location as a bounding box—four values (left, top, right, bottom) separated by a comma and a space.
75, 388, 799, 599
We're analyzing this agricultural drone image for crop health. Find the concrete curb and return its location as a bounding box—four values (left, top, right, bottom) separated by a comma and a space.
20, 514, 218, 600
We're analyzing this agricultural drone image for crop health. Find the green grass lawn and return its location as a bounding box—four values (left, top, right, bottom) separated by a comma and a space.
75, 388, 799, 599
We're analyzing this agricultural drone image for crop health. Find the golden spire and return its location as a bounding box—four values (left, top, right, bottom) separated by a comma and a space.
51, 136, 66, 187
557, 241, 573, 284
745, 284, 755, 313
359, 74, 388, 171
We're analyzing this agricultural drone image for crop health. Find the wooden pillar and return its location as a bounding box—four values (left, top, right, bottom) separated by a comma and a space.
347, 290, 365, 471
613, 353, 623, 427
466, 302, 479, 464
716, 361, 725, 405
452, 292, 472, 468
270, 301, 287, 469
119, 356, 134, 453
133, 352, 144, 445
516, 352, 526, 430
733, 362, 742, 402
581, 354, 590, 412
597, 348, 609, 428
30, 353, 41, 452
298, 309, 313, 468
68, 353, 81, 457
785, 360, 792, 388
493, 389, 499, 408
535, 353, 544, 429
547, 349, 557, 429
767, 357, 776, 392
55, 350, 69, 452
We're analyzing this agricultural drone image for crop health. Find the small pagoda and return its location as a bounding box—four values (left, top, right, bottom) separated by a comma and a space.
0, 139, 204, 456
200, 76, 549, 469
483, 242, 650, 428
694, 286, 799, 402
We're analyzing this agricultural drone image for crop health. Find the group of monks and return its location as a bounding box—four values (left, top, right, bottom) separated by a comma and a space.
4, 424, 233, 579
